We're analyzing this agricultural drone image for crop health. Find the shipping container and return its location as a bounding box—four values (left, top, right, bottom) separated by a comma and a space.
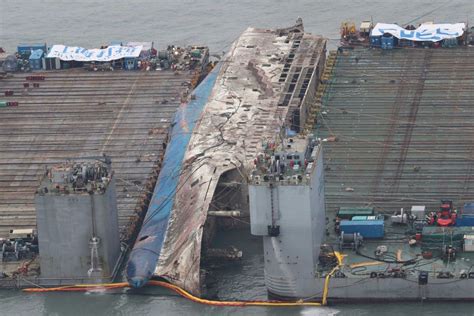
422, 226, 474, 239
59, 60, 83, 69
411, 205, 426, 219
469, 26, 474, 45
398, 39, 415, 47
0, 101, 7, 107
464, 235, 474, 252
17, 43, 47, 57
339, 219, 384, 238
42, 57, 61, 70
456, 215, 474, 227
442, 37, 458, 48
29, 49, 44, 70
124, 57, 137, 70
337, 207, 374, 219
421, 226, 471, 249
369, 35, 382, 47
2, 55, 17, 72
381, 35, 395, 49
463, 202, 474, 215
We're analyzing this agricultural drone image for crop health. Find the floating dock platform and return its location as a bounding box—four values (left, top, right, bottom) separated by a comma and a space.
319, 47, 474, 213
244, 35, 474, 301
247, 42, 474, 302
0, 70, 198, 240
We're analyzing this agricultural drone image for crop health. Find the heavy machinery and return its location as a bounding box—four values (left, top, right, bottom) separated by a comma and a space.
1, 229, 38, 262
436, 200, 457, 227
340, 22, 357, 40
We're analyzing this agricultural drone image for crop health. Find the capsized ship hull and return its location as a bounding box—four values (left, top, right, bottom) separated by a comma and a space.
126, 65, 221, 288
128, 21, 327, 295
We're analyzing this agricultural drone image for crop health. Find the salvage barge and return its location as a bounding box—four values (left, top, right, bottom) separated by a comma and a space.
249, 22, 474, 301
1, 20, 473, 303
0, 70, 194, 237
0, 44, 211, 285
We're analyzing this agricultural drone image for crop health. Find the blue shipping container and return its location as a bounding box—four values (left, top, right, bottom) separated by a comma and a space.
29, 49, 44, 70
455, 216, 474, 227
340, 220, 384, 238
124, 57, 137, 70
442, 38, 458, 48
381, 35, 395, 50
463, 202, 474, 215
370, 35, 381, 47
18, 43, 47, 56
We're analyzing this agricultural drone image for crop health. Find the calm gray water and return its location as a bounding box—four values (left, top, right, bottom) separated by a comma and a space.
1, 0, 473, 315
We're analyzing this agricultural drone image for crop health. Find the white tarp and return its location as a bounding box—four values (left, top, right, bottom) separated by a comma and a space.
371, 23, 465, 42
47, 44, 143, 61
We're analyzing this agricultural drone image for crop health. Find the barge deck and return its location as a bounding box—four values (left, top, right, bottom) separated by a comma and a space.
0, 70, 197, 239
318, 47, 474, 214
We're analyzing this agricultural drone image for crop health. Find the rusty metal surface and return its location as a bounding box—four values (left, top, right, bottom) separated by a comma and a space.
318, 47, 474, 214
0, 69, 194, 238
152, 26, 327, 295
126, 64, 221, 289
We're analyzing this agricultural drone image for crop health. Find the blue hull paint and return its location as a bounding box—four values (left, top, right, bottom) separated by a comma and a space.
127, 65, 220, 288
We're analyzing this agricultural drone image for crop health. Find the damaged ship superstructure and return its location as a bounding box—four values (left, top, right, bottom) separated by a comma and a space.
127, 20, 327, 294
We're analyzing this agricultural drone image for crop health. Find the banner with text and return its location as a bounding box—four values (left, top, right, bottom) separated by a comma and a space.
371, 23, 465, 42
47, 45, 143, 61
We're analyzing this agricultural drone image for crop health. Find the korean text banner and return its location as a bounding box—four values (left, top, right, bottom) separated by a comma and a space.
371, 23, 465, 42
47, 45, 143, 61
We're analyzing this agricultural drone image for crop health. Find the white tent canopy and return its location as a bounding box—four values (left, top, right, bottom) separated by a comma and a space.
371, 23, 466, 42
47, 44, 143, 62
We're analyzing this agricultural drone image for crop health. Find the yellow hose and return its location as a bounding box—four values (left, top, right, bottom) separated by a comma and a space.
23, 251, 345, 307
322, 251, 344, 305
149, 281, 322, 307
349, 261, 383, 269
23, 280, 321, 307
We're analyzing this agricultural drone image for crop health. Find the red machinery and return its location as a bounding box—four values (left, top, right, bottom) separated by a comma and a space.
436, 200, 456, 226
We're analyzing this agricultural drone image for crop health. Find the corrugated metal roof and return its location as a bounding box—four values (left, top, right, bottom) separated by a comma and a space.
318, 47, 474, 215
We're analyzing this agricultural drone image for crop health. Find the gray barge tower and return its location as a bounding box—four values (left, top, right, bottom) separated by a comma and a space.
249, 135, 326, 298
35, 159, 121, 284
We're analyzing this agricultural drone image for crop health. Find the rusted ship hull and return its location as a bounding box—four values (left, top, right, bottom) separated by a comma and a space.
127, 21, 327, 295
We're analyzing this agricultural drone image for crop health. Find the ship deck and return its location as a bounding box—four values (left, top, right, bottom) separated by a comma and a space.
0, 69, 195, 239
324, 218, 474, 280
319, 47, 474, 280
